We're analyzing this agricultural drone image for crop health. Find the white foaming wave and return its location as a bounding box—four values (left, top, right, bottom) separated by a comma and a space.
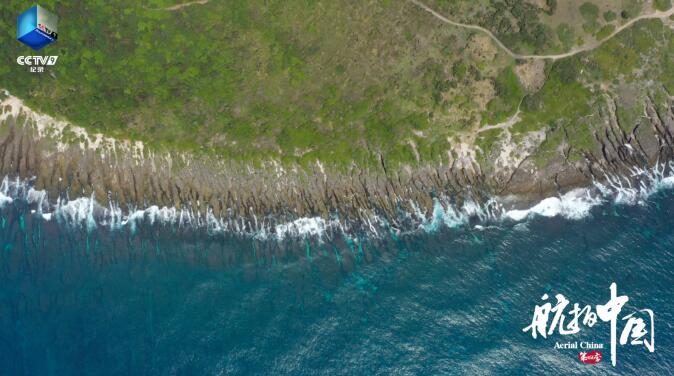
504, 188, 601, 221
54, 195, 97, 231
417, 197, 503, 232
660, 176, 674, 188
121, 207, 148, 234
0, 192, 12, 207
0, 160, 673, 239
0, 176, 18, 208
420, 199, 466, 232
275, 217, 329, 240
26, 187, 47, 206
505, 161, 674, 222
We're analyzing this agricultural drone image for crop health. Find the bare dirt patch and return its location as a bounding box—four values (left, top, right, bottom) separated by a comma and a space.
515, 59, 546, 93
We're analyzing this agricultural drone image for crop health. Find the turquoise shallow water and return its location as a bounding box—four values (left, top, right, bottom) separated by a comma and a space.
0, 189, 673, 375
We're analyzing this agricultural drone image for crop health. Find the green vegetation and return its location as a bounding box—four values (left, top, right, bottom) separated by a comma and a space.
556, 24, 575, 50
4, 0, 511, 168
522, 19, 674, 165
579, 2, 600, 21
654, 0, 672, 11
580, 2, 600, 34
603, 11, 617, 22
430, 0, 655, 56
429, 0, 559, 54
479, 1, 553, 53
475, 128, 502, 162
0, 0, 672, 175
519, 57, 592, 133
596, 24, 616, 40
585, 20, 663, 82
621, 0, 643, 20
483, 66, 523, 125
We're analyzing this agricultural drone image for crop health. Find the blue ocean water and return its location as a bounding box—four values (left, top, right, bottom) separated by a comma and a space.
0, 189, 673, 375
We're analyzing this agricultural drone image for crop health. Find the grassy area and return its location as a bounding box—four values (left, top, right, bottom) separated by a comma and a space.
514, 18, 674, 166
429, 0, 655, 55
517, 57, 593, 135
482, 66, 524, 125
595, 24, 616, 40
0, 0, 672, 175
0, 0, 521, 169
655, 0, 672, 11
474, 128, 502, 163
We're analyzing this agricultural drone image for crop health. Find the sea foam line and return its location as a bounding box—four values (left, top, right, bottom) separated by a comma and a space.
0, 161, 673, 239
502, 161, 674, 223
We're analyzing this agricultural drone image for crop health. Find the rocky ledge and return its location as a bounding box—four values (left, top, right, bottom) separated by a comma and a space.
1, 91, 673, 235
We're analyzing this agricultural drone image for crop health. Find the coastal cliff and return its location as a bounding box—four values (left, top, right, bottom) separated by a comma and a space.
2, 1, 674, 236
1, 89, 673, 236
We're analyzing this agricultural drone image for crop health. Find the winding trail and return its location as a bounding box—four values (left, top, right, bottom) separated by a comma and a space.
477, 109, 521, 134
148, 0, 210, 11
410, 0, 674, 61
164, 0, 210, 11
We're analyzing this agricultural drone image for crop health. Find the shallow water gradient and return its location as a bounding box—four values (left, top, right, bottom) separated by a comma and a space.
0, 190, 673, 375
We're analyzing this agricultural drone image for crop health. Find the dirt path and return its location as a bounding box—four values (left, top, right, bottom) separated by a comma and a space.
161, 0, 210, 11
477, 109, 521, 133
410, 0, 674, 61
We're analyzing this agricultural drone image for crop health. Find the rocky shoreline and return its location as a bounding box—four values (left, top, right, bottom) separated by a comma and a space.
1, 91, 673, 236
